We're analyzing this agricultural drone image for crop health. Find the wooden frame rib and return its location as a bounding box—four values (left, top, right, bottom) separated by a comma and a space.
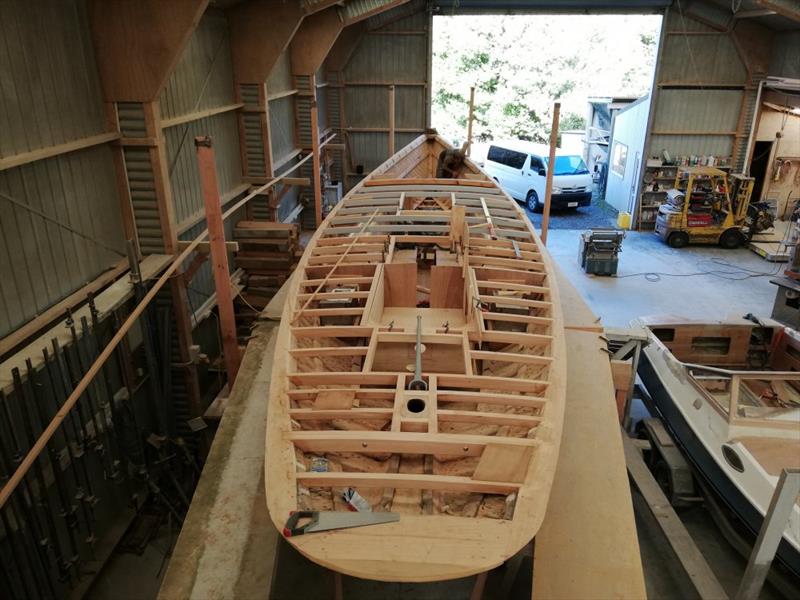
295, 472, 520, 494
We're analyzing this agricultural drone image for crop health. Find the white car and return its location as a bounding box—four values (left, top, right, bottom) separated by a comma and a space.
482, 140, 593, 212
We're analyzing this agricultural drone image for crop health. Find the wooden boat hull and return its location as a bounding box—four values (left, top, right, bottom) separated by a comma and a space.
265, 133, 566, 581
636, 318, 800, 579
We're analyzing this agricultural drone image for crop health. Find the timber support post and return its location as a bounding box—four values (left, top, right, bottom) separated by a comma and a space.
195, 136, 241, 386
466, 86, 475, 156
541, 102, 560, 246
388, 85, 396, 156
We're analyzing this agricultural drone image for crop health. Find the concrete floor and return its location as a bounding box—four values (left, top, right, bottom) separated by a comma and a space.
89, 227, 793, 599
545, 228, 780, 327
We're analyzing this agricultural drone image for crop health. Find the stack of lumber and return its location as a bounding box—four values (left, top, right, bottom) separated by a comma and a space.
233, 221, 300, 329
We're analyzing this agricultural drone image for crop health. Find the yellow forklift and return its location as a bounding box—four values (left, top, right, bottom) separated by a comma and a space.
655, 166, 756, 249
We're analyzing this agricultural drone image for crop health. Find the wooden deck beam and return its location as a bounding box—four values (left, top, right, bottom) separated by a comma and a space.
295, 471, 519, 494
287, 430, 537, 456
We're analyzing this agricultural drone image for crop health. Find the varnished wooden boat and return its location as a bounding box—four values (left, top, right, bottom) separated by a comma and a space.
265, 132, 566, 582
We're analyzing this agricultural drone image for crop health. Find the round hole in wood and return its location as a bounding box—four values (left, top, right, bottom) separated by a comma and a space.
406, 398, 426, 413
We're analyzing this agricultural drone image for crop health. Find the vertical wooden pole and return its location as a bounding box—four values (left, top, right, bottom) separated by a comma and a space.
194, 136, 241, 387
388, 85, 396, 156
541, 102, 560, 246
466, 86, 476, 156
310, 98, 323, 227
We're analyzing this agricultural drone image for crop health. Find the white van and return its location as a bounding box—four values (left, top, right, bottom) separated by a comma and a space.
482, 140, 593, 212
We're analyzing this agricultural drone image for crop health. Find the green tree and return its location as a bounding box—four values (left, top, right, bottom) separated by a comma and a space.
431, 14, 660, 144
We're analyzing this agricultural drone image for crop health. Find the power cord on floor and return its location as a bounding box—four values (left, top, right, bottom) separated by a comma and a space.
616, 256, 786, 282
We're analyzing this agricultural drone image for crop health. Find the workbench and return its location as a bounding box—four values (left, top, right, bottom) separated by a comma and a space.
158, 266, 645, 599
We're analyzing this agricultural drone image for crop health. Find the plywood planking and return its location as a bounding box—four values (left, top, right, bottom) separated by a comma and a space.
533, 271, 645, 600
384, 262, 417, 307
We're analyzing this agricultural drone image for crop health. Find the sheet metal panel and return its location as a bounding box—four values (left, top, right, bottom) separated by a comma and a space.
166, 112, 243, 226
269, 96, 297, 163
268, 51, 294, 95
770, 31, 800, 78
160, 9, 236, 121
344, 87, 389, 127
0, 0, 106, 158
658, 35, 746, 85
648, 89, 742, 159
342, 7, 430, 186
179, 205, 246, 317
345, 33, 428, 83
0, 146, 125, 337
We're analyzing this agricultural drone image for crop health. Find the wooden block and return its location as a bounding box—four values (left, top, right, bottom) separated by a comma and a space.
430, 265, 464, 309
313, 390, 356, 410
450, 204, 465, 246
384, 262, 417, 307
472, 443, 534, 483
610, 359, 632, 394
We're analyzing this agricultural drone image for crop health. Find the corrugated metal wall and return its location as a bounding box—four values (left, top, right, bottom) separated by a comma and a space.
268, 51, 294, 95
646, 10, 748, 164
0, 0, 125, 337
269, 97, 298, 165
159, 9, 243, 300
160, 9, 236, 120
770, 31, 800, 78
0, 0, 106, 156
166, 111, 243, 227
338, 7, 431, 189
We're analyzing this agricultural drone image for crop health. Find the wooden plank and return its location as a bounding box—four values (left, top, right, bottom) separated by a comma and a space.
0, 259, 127, 358
623, 435, 728, 600
291, 407, 388, 419
384, 262, 417, 307
287, 430, 537, 456
161, 103, 244, 128
177, 240, 239, 253
295, 472, 519, 495
472, 444, 535, 483
438, 409, 541, 428
430, 265, 464, 309
196, 138, 241, 385
533, 270, 645, 599
0, 255, 172, 394
471, 330, 553, 346
471, 350, 552, 366
364, 178, 495, 188
228, 0, 303, 83
288, 346, 368, 358
290, 8, 343, 74
312, 390, 356, 410
0, 132, 121, 171
291, 326, 373, 339
88, 0, 208, 101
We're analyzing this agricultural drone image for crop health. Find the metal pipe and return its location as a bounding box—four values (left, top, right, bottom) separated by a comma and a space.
0, 503, 35, 599
408, 316, 428, 391
50, 340, 98, 544
12, 367, 71, 582
80, 314, 122, 482
0, 408, 55, 597
26, 358, 81, 578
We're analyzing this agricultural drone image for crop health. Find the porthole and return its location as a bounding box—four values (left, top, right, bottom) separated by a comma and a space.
722, 444, 744, 473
